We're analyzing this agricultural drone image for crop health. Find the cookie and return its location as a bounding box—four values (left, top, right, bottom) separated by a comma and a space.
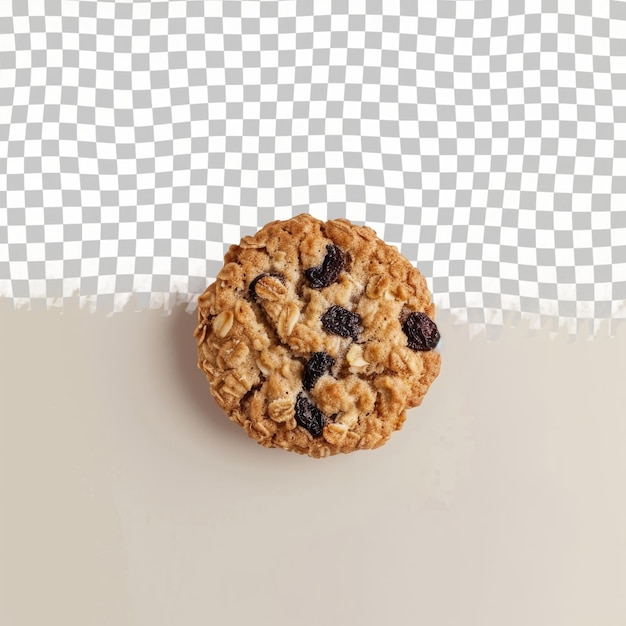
194, 214, 441, 458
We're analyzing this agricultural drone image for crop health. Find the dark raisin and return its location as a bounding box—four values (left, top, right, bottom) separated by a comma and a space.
321, 305, 361, 340
249, 273, 286, 300
295, 394, 326, 437
302, 352, 335, 391
304, 244, 345, 289
248, 273, 269, 299
402, 312, 440, 351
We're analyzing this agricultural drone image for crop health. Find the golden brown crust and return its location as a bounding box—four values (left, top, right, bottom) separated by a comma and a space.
194, 214, 441, 458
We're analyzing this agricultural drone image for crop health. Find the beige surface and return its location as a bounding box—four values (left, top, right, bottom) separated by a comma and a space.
1, 303, 625, 626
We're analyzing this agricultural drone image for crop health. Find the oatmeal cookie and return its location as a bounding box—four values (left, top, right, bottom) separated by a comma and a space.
194, 214, 441, 458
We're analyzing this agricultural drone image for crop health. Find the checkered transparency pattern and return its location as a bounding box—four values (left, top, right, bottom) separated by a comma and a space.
1, 0, 625, 335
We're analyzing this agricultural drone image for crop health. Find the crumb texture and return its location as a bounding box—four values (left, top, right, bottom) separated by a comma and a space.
195, 214, 441, 458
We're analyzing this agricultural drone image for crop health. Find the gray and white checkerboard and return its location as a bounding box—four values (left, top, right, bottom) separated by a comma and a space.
1, 0, 625, 336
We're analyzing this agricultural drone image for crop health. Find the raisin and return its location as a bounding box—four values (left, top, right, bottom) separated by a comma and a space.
305, 244, 345, 289
302, 352, 335, 391
248, 274, 287, 302
295, 394, 326, 437
402, 312, 440, 351
248, 273, 269, 299
321, 305, 361, 340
